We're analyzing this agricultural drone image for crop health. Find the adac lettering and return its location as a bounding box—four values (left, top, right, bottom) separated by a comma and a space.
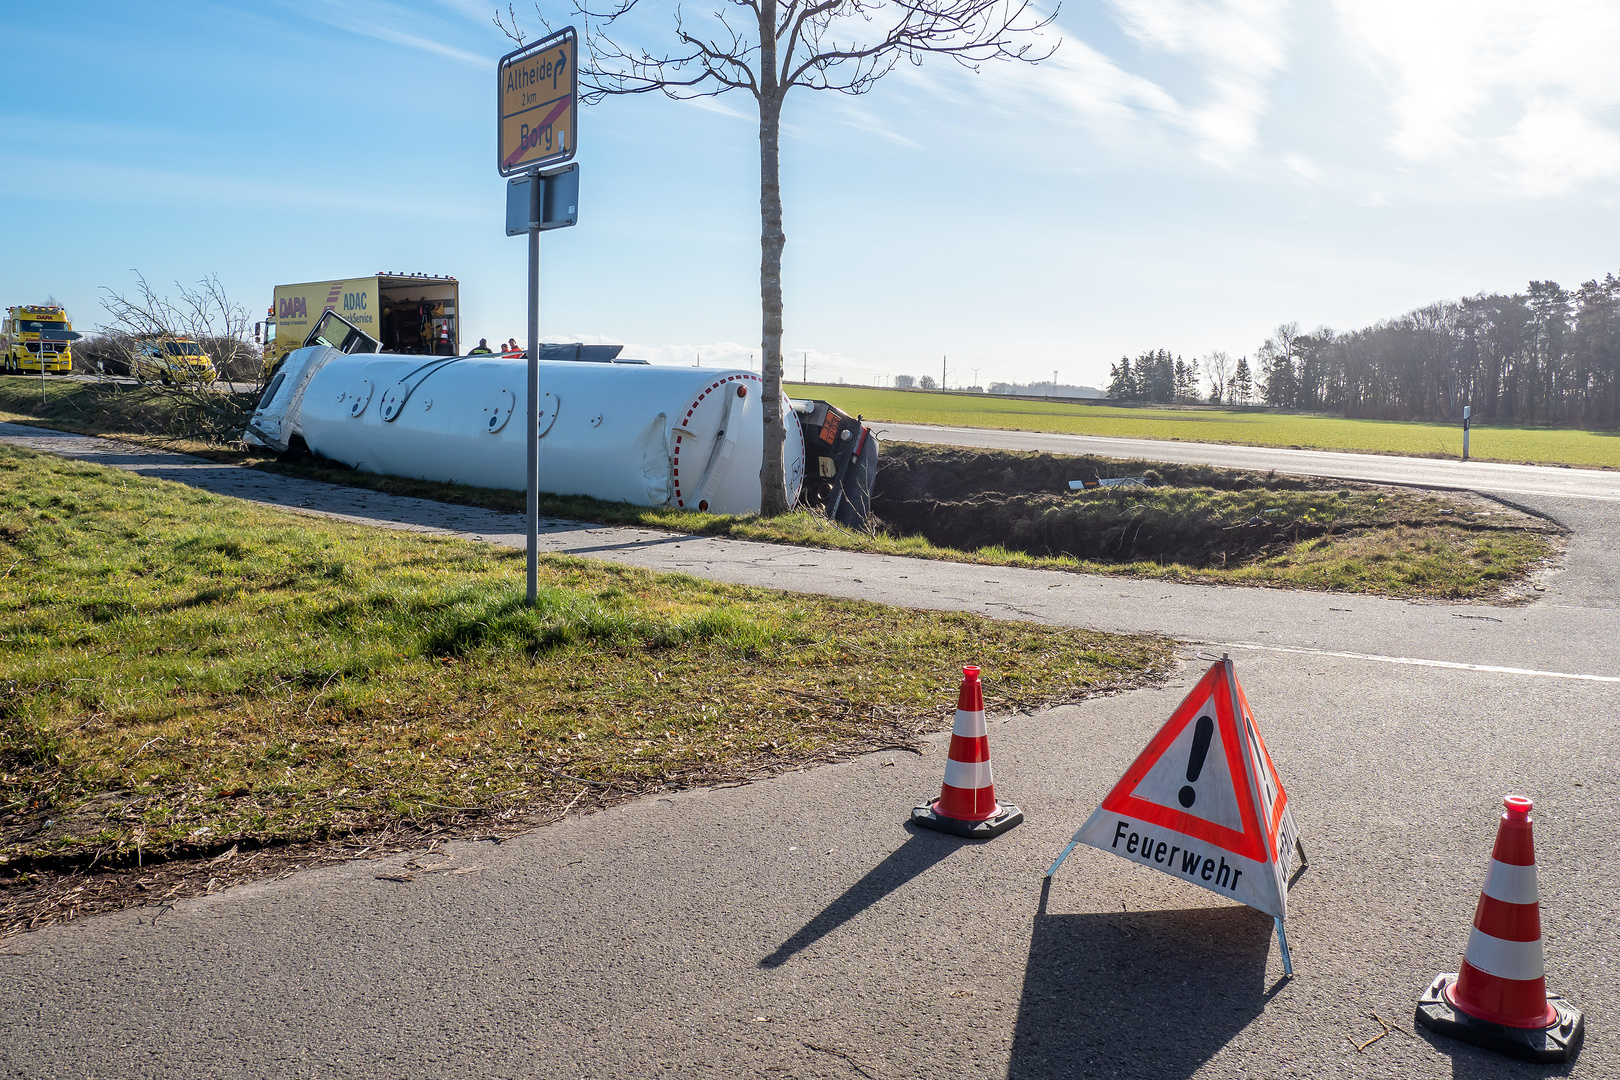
342, 292, 368, 313
278, 296, 308, 319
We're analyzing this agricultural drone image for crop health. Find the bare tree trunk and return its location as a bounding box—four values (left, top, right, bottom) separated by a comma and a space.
757, 89, 789, 515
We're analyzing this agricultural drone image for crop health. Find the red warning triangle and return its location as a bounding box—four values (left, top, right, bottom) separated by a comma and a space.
1052, 658, 1300, 921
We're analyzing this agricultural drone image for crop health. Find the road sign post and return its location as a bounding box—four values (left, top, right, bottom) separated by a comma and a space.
498, 28, 578, 607
1462, 405, 1471, 462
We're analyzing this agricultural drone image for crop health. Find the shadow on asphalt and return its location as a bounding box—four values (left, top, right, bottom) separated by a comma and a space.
759, 829, 958, 969
564, 534, 697, 556
1416, 1027, 1578, 1079
1006, 878, 1278, 1080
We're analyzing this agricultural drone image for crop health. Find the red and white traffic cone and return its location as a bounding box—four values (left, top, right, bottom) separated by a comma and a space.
1415, 795, 1584, 1063
910, 666, 1023, 839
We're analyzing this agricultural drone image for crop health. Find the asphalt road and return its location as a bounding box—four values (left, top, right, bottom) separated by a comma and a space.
871, 421, 1620, 502
1, 423, 1616, 1079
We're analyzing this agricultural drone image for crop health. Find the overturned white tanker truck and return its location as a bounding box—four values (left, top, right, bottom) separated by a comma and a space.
245, 312, 877, 526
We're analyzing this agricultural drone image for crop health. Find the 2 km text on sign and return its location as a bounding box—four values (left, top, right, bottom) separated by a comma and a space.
498, 27, 577, 176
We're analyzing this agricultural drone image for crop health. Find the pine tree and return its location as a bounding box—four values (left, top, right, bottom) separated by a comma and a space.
1107, 355, 1136, 400
1233, 357, 1253, 404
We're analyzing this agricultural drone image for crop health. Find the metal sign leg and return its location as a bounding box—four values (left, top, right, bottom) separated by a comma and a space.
1275, 917, 1293, 977
1045, 837, 1082, 879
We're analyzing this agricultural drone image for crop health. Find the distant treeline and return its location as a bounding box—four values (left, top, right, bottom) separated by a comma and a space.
1106, 350, 1214, 406
1109, 272, 1620, 428
985, 380, 1102, 399
893, 374, 1102, 397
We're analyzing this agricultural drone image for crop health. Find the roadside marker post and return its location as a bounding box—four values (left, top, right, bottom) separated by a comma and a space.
498, 28, 578, 607
1046, 656, 1305, 974
1463, 405, 1471, 462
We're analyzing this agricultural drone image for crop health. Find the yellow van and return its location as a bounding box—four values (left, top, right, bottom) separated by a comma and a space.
133, 335, 217, 384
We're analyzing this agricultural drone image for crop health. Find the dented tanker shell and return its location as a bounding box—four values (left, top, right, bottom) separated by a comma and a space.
248, 346, 806, 515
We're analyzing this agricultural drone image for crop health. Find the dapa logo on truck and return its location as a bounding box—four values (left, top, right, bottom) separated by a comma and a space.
343, 293, 368, 312
279, 297, 308, 319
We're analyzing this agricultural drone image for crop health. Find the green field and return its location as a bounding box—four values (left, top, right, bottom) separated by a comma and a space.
789, 385, 1619, 469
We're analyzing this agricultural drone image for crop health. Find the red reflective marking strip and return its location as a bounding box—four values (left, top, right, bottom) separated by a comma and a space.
1473, 894, 1543, 942
956, 678, 984, 712
937, 785, 999, 821
948, 734, 990, 764
1491, 822, 1537, 866
1452, 962, 1556, 1029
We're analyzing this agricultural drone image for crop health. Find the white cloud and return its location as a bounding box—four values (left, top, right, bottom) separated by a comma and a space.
948, 34, 1180, 159
1107, 0, 1293, 162
1499, 98, 1620, 198
924, 1, 1292, 168
1283, 152, 1322, 181
825, 101, 923, 149
301, 0, 488, 66
1335, 0, 1620, 194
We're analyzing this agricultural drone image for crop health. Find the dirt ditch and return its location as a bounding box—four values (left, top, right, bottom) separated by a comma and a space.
870, 442, 1548, 568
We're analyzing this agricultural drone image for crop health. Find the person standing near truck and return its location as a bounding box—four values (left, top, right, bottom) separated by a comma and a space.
470, 338, 494, 355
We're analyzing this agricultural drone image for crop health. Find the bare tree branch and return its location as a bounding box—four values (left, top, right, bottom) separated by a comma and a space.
88, 273, 263, 445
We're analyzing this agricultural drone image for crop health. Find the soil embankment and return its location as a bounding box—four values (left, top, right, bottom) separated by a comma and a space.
870, 443, 1553, 574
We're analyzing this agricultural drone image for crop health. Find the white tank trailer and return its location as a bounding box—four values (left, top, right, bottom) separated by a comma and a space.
245, 343, 878, 525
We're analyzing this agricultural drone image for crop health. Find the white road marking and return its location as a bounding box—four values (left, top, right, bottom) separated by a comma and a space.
1199, 641, 1620, 683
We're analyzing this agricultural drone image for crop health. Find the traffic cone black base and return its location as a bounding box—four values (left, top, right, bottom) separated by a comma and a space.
910, 801, 1023, 839
1415, 974, 1584, 1064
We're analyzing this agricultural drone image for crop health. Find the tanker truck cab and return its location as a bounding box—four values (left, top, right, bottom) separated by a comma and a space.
246, 312, 381, 450
304, 309, 380, 356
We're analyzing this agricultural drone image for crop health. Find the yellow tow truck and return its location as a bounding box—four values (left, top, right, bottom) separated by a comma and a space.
2, 304, 77, 374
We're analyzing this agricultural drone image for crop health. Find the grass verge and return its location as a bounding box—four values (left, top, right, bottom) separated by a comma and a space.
0, 444, 1170, 882
0, 378, 1561, 600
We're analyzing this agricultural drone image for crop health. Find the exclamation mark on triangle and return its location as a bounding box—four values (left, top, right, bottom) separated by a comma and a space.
1178, 715, 1214, 808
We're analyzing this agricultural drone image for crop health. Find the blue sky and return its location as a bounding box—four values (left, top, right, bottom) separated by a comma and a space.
4, 1, 1619, 390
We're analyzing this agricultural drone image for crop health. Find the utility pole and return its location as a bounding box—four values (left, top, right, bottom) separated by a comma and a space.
942, 355, 947, 391
803, 351, 807, 382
